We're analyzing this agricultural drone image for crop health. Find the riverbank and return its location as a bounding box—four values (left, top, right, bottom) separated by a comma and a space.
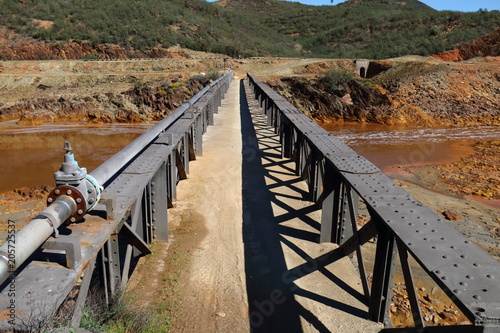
268, 57, 500, 127
374, 140, 500, 328
386, 140, 500, 259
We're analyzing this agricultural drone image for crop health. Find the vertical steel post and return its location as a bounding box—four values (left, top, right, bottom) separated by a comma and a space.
346, 185, 370, 299
339, 185, 359, 247
306, 148, 318, 201
208, 96, 215, 125
314, 156, 325, 204
320, 162, 342, 243
151, 163, 168, 241
267, 102, 274, 126
183, 133, 190, 174
282, 122, 293, 159
214, 89, 220, 114
122, 200, 142, 284
202, 105, 208, 134
295, 133, 304, 177
397, 239, 425, 328
275, 108, 282, 135
195, 115, 203, 156
142, 184, 153, 244
71, 257, 96, 328
99, 248, 109, 305
107, 234, 121, 296
369, 227, 397, 325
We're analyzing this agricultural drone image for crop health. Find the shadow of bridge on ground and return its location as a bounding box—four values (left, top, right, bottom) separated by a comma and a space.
239, 80, 373, 333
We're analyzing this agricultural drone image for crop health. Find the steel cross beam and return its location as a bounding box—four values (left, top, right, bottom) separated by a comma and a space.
247, 72, 500, 331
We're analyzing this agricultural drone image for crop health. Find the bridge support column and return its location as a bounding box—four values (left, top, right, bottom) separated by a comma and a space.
121, 194, 147, 286
181, 133, 190, 175
167, 149, 177, 201
98, 233, 122, 304
214, 88, 220, 114
262, 97, 269, 115
314, 156, 325, 204
71, 256, 96, 328
369, 228, 397, 326
306, 147, 318, 202
151, 164, 168, 241
208, 97, 215, 125
194, 114, 203, 156
274, 106, 281, 135
202, 105, 208, 134
281, 119, 293, 159
339, 184, 359, 248
295, 132, 304, 177
266, 102, 274, 127
143, 183, 154, 244
320, 161, 342, 243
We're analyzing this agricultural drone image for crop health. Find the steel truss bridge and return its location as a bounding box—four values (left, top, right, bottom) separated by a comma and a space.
0, 70, 498, 332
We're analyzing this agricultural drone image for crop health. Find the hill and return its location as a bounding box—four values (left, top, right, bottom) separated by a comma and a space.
0, 0, 499, 59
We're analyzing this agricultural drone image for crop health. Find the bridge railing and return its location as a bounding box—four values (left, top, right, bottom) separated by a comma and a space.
0, 70, 233, 330
247, 73, 499, 332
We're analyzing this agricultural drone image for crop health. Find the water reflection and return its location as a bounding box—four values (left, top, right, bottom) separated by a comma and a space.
0, 124, 152, 192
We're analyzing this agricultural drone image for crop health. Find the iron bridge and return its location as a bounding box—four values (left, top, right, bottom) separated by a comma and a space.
0, 70, 498, 333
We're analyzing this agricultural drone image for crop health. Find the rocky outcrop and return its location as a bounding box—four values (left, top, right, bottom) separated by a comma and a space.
270, 58, 500, 127
268, 76, 433, 126
433, 27, 500, 62
0, 77, 211, 125
375, 60, 500, 126
436, 140, 500, 200
0, 28, 188, 60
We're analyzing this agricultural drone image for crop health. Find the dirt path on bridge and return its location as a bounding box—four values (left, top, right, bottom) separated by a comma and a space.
168, 77, 249, 332
127, 76, 249, 332
124, 77, 383, 332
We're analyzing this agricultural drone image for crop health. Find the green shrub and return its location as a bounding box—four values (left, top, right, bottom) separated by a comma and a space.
133, 80, 147, 90
321, 69, 354, 90
1, 0, 499, 59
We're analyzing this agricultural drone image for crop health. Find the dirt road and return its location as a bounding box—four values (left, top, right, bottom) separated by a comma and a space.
167, 76, 249, 332
129, 77, 382, 332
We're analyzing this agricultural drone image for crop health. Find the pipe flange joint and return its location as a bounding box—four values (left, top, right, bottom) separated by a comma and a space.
47, 185, 86, 224
84, 174, 102, 211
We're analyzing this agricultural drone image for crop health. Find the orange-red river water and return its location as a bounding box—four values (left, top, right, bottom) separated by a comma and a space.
0, 123, 499, 193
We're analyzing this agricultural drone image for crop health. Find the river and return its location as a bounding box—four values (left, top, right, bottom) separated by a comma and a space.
322, 123, 500, 171
0, 123, 151, 192
0, 123, 499, 193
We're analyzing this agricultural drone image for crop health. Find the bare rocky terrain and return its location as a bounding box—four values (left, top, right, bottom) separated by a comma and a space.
269, 57, 500, 127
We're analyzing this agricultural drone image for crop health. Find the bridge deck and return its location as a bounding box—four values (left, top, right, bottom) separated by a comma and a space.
160, 77, 382, 332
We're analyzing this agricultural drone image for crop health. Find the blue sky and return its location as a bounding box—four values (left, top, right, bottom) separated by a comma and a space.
206, 0, 500, 12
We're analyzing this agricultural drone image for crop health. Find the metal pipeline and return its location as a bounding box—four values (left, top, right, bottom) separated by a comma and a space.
0, 70, 233, 286
91, 69, 233, 186
0, 196, 76, 285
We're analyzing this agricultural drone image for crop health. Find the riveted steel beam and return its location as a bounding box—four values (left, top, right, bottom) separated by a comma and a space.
246, 72, 500, 331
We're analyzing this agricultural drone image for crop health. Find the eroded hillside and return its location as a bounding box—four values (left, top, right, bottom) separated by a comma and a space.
1, 52, 499, 127
270, 57, 500, 127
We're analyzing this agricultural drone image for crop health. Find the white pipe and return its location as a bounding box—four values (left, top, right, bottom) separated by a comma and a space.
0, 70, 233, 286
0, 196, 76, 285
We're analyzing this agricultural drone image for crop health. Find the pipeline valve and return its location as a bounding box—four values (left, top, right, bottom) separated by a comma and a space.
47, 141, 102, 224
